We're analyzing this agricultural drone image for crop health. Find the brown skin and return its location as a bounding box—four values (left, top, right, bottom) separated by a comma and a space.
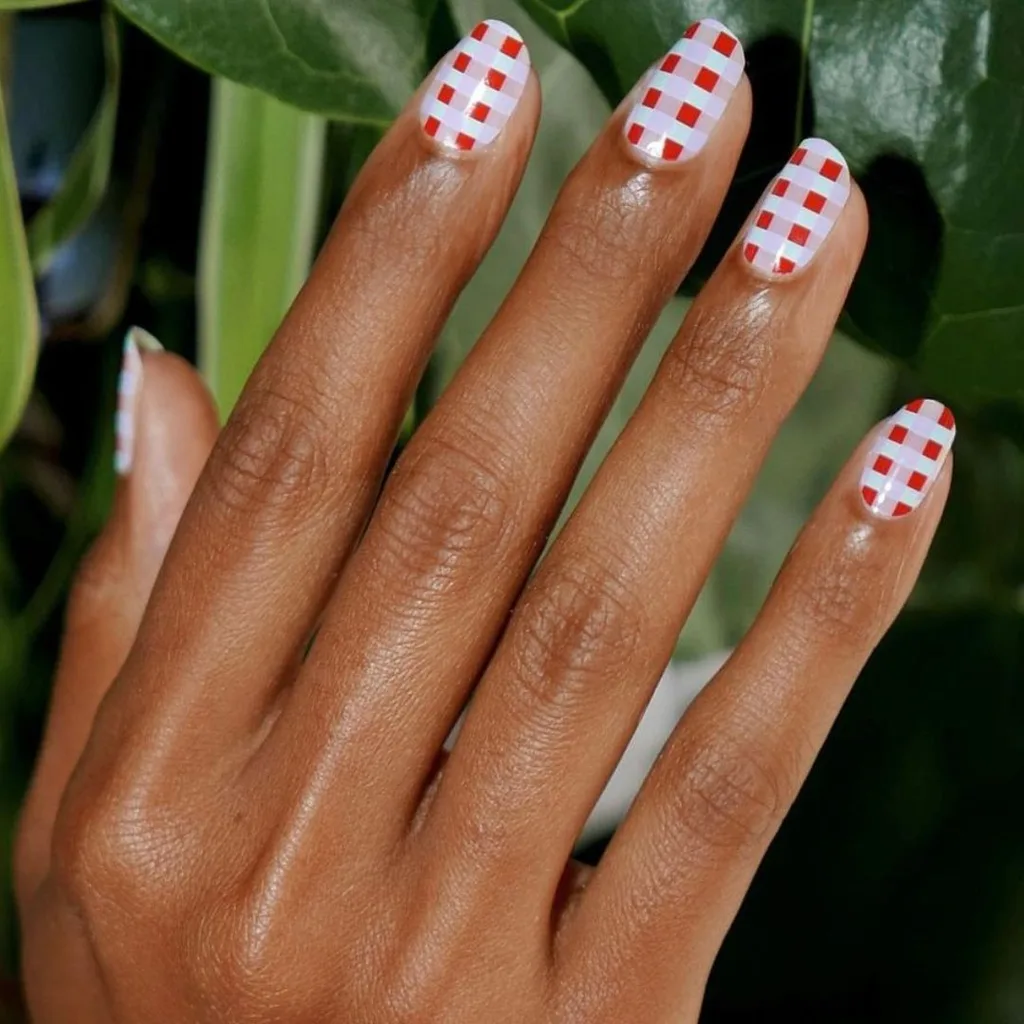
14, 61, 949, 1024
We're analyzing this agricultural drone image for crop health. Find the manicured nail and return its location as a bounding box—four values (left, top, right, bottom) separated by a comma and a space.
860, 399, 955, 518
742, 138, 850, 276
623, 19, 744, 165
419, 20, 530, 152
114, 327, 160, 476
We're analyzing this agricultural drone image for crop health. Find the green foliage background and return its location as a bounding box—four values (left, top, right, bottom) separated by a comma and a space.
1, 0, 1023, 1020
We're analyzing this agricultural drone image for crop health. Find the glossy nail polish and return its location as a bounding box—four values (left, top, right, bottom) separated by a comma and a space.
114, 327, 161, 476
623, 19, 744, 165
742, 138, 850, 276
860, 399, 955, 518
420, 20, 530, 152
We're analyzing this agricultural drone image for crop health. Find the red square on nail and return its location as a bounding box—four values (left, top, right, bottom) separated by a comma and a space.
501, 36, 524, 58
907, 399, 925, 412
627, 122, 644, 145
661, 52, 681, 73
788, 224, 810, 245
756, 211, 774, 229
437, 83, 455, 104
424, 115, 441, 137
453, 51, 471, 73
922, 439, 942, 460
470, 102, 490, 122
743, 242, 759, 263
862, 486, 878, 505
873, 455, 894, 475
486, 68, 507, 90
694, 67, 720, 92
642, 87, 662, 108
455, 132, 475, 150
684, 22, 699, 39
677, 102, 700, 126
889, 424, 909, 443
713, 31, 737, 56
775, 256, 797, 274
893, 501, 913, 517
662, 138, 684, 160
820, 157, 843, 181
792, 146, 808, 165
939, 406, 955, 429
907, 471, 928, 491
471, 22, 489, 40
804, 191, 826, 213
772, 178, 790, 197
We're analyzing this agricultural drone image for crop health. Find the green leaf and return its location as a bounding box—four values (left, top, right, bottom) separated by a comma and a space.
0, 80, 39, 451
0, 1, 85, 9
515, 0, 1024, 419
110, 0, 440, 122
26, 8, 120, 274
198, 78, 326, 417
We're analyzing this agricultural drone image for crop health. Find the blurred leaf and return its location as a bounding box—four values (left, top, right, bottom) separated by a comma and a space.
515, 0, 1024, 421
0, 0, 85, 8
26, 7, 120, 274
198, 79, 325, 417
111, 0, 440, 121
0, 82, 38, 450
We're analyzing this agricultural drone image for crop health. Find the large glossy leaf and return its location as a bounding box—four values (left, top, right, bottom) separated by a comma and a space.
515, 0, 1024, 420
198, 79, 325, 417
0, 82, 39, 451
26, 8, 120, 274
110, 0, 441, 122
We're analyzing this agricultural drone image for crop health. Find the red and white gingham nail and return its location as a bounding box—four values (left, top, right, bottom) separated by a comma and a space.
860, 399, 956, 518
419, 20, 530, 152
623, 19, 744, 165
742, 138, 850, 276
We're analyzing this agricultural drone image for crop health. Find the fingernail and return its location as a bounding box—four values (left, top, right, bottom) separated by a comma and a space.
742, 138, 850, 277
860, 399, 955, 518
623, 19, 744, 165
114, 327, 158, 476
419, 20, 530, 152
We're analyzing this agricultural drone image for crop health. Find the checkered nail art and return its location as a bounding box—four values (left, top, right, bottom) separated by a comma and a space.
114, 327, 161, 476
860, 399, 955, 519
743, 138, 850, 276
420, 20, 530, 152
624, 19, 744, 164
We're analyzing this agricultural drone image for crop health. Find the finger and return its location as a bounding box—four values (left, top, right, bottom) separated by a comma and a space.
115, 21, 540, 739
431, 141, 864, 901
558, 403, 955, 1021
280, 20, 752, 835
14, 331, 218, 906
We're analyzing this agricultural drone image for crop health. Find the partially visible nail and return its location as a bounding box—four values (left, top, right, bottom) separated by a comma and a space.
419, 19, 530, 152
860, 399, 955, 519
742, 138, 850, 277
623, 19, 745, 165
114, 327, 158, 476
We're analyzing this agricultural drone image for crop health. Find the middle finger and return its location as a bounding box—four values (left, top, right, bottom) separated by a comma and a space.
281, 20, 751, 829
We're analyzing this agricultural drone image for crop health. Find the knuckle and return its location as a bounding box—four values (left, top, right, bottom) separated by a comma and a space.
50, 773, 187, 918
509, 550, 645, 714
206, 371, 333, 524
663, 299, 775, 428
375, 417, 519, 584
670, 736, 790, 853
545, 181, 640, 287
790, 532, 893, 651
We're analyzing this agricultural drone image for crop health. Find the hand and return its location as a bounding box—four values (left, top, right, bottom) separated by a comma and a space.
15, 19, 953, 1023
